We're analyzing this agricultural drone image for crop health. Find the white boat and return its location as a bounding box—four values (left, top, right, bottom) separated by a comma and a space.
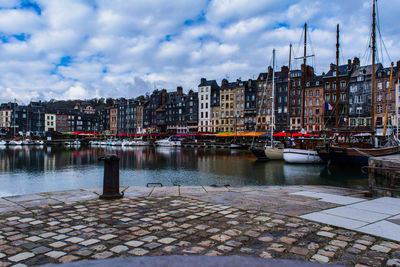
121, 140, 130, 146
130, 140, 151, 146
155, 136, 181, 147
89, 140, 98, 146
0, 140, 7, 145
65, 140, 81, 147
9, 139, 22, 145
34, 140, 44, 145
22, 138, 34, 145
264, 147, 284, 160
111, 140, 122, 146
230, 143, 244, 149
283, 148, 323, 164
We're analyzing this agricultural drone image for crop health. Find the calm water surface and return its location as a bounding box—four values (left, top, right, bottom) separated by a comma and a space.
0, 146, 368, 197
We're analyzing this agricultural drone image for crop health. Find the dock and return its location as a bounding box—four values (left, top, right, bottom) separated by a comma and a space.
0, 185, 399, 266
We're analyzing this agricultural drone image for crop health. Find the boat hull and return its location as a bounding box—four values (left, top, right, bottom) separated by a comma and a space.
317, 146, 400, 166
264, 147, 284, 160
283, 148, 323, 164
250, 147, 269, 161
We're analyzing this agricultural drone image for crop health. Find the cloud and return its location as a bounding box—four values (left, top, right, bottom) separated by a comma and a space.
0, 0, 399, 104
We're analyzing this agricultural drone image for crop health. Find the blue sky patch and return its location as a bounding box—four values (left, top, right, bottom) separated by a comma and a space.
20, 0, 41, 15
58, 56, 72, 67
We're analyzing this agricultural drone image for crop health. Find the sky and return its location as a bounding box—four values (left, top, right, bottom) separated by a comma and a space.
0, 0, 399, 104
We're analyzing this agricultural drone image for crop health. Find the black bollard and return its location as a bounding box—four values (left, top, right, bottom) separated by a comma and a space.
98, 154, 124, 200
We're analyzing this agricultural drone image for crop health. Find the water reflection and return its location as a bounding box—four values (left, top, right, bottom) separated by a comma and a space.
0, 146, 368, 197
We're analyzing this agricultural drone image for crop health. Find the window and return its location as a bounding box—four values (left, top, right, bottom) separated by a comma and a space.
316, 99, 319, 105
325, 94, 330, 101
309, 99, 313, 106
316, 108, 320, 115
377, 105, 382, 113
309, 90, 313, 96
205, 103, 208, 109
201, 103, 203, 109
377, 83, 382, 90
341, 81, 346, 89
377, 94, 382, 102
316, 90, 320, 96
325, 83, 330, 90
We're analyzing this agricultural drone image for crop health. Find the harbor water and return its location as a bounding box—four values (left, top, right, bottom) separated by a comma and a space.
0, 146, 368, 197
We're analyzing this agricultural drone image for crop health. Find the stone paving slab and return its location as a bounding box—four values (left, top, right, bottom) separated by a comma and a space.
0, 185, 399, 266
0, 194, 399, 266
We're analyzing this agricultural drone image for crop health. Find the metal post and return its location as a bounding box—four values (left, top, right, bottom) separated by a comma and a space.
98, 154, 123, 199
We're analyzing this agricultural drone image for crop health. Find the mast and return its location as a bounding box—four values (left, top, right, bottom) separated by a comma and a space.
335, 24, 340, 130
301, 23, 307, 130
270, 49, 276, 146
13, 99, 16, 137
371, 0, 376, 142
286, 44, 292, 131
383, 62, 394, 136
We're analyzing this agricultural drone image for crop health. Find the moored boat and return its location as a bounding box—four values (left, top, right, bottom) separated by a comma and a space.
317, 141, 399, 166
155, 136, 181, 147
9, 139, 22, 145
264, 147, 284, 160
249, 146, 268, 161
283, 148, 323, 164
22, 138, 34, 145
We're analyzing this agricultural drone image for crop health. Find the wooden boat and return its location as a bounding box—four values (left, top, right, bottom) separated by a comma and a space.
249, 146, 268, 160
318, 1, 399, 166
265, 147, 284, 160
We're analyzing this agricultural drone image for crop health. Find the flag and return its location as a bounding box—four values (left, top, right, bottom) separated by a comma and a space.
324, 103, 334, 110
343, 117, 348, 122
288, 137, 296, 146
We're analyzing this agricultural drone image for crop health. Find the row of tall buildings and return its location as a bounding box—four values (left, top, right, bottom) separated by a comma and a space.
199, 58, 400, 134
0, 58, 399, 136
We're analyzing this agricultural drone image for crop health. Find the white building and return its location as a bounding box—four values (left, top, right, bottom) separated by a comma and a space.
198, 78, 220, 133
45, 113, 56, 132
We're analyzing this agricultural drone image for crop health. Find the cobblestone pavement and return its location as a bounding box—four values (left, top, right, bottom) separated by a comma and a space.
0, 192, 400, 266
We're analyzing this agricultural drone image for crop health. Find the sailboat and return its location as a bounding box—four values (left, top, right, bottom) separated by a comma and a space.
264, 49, 284, 160
317, 0, 400, 166
282, 23, 324, 164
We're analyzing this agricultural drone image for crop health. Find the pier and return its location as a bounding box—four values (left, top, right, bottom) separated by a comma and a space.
367, 154, 400, 197
0, 185, 399, 266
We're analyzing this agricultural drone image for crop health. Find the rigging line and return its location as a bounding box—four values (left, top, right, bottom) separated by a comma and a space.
376, 1, 392, 64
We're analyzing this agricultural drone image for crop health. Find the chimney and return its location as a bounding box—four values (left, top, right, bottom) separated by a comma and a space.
200, 78, 206, 85
177, 86, 183, 96
330, 63, 336, 71
348, 59, 352, 70
397, 60, 400, 69
281, 66, 289, 73
268, 66, 273, 74
353, 57, 360, 68
161, 89, 167, 105
222, 79, 228, 86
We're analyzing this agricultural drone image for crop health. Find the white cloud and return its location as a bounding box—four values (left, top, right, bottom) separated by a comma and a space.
62, 84, 90, 100
0, 0, 399, 104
